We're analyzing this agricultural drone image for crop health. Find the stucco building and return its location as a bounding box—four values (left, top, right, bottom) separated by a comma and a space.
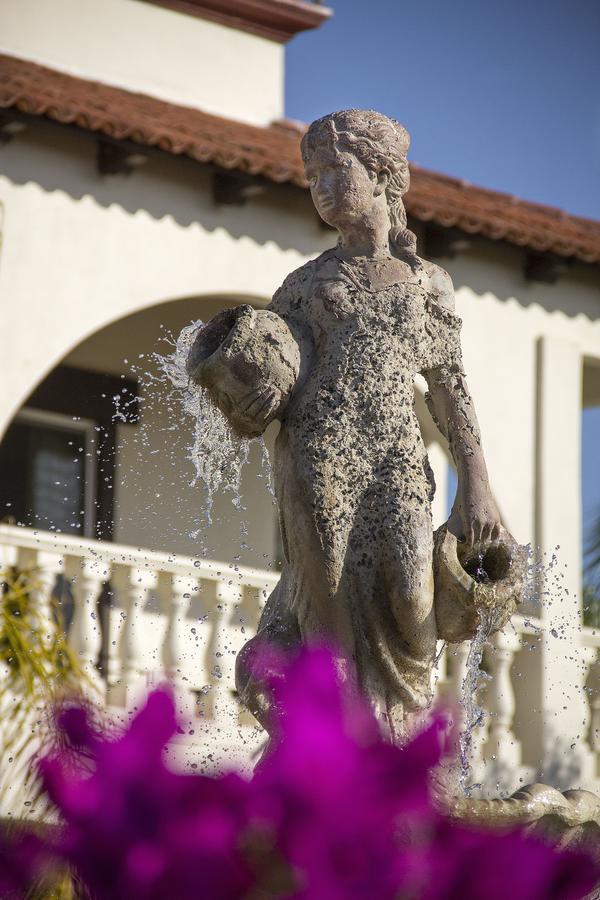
1, 0, 599, 797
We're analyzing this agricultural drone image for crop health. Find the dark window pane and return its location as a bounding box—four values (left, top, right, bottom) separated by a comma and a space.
0, 416, 88, 535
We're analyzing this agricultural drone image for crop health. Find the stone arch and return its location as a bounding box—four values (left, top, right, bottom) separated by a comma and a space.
0, 291, 271, 440
0, 293, 279, 566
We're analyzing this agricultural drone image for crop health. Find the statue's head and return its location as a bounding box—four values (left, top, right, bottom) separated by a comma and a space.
301, 108, 417, 257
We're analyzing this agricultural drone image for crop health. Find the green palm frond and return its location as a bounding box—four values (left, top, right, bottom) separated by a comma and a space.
0, 566, 96, 815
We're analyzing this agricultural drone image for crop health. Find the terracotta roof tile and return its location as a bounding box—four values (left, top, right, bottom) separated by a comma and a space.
1, 54, 599, 265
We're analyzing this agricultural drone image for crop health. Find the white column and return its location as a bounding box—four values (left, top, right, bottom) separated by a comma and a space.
428, 440, 450, 530
535, 335, 595, 784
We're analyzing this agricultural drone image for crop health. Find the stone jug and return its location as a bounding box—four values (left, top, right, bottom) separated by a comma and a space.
186, 304, 301, 438
433, 524, 527, 642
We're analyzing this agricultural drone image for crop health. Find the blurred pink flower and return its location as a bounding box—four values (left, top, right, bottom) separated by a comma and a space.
251, 645, 446, 898
4, 644, 593, 900
0, 828, 44, 899
40, 689, 254, 899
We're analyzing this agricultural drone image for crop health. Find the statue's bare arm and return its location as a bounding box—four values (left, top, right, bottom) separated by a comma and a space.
423, 266, 501, 545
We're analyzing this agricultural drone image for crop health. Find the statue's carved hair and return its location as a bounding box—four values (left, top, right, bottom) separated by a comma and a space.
301, 109, 420, 266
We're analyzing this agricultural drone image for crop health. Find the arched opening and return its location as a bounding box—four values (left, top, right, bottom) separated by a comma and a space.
0, 295, 279, 570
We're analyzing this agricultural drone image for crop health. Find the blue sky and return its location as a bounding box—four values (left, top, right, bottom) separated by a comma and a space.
286, 0, 600, 566
286, 0, 600, 219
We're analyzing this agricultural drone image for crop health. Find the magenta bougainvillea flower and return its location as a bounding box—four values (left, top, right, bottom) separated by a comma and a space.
0, 828, 45, 899
249, 646, 599, 900
39, 690, 254, 899
250, 645, 447, 899
2, 645, 596, 899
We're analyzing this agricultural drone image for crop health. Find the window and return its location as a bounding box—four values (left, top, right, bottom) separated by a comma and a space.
0, 409, 96, 537
0, 364, 139, 541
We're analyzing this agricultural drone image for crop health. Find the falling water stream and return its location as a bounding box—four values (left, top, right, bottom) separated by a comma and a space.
458, 611, 493, 794
456, 544, 546, 796
156, 321, 252, 526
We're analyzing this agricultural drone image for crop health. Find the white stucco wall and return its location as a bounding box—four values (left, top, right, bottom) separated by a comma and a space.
0, 120, 325, 433
1, 118, 600, 578
64, 297, 282, 569
0, 0, 284, 127
448, 248, 600, 547
0, 121, 325, 569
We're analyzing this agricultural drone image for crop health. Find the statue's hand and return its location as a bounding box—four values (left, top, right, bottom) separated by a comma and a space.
238, 385, 282, 429
447, 484, 501, 546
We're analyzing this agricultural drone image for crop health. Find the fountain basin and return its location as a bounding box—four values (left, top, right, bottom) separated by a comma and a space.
186, 305, 301, 438
448, 783, 600, 863
433, 524, 527, 642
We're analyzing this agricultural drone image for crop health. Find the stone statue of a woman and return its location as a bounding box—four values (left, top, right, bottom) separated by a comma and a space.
189, 109, 506, 743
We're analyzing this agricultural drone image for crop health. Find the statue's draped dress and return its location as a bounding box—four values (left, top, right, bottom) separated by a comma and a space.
250, 249, 462, 739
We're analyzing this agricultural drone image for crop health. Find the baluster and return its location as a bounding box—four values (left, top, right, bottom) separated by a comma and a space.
198, 580, 220, 720
63, 555, 103, 689
238, 584, 264, 637
95, 579, 114, 683
565, 644, 598, 785
484, 630, 521, 771
111, 564, 146, 706
186, 576, 211, 701
15, 545, 37, 573
159, 573, 192, 689
36, 555, 61, 642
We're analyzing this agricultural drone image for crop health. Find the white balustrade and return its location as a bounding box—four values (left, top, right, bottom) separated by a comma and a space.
4, 523, 600, 789
0, 524, 276, 747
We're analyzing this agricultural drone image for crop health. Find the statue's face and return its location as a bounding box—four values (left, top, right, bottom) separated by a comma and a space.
304, 140, 382, 232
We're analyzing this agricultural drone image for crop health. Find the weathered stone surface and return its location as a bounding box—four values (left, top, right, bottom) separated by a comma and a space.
448, 782, 600, 862
434, 524, 526, 642
187, 108, 523, 743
